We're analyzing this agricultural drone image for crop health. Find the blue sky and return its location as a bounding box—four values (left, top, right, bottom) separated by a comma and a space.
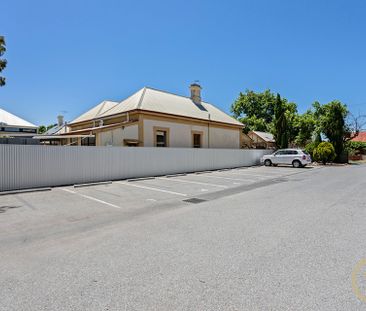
1, 0, 365, 125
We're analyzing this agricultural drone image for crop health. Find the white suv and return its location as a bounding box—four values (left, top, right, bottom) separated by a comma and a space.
261, 149, 312, 168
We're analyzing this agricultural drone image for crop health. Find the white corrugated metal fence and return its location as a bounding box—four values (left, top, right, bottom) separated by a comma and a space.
0, 145, 271, 192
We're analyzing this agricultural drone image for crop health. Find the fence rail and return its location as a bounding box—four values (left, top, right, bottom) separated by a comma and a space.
0, 145, 271, 192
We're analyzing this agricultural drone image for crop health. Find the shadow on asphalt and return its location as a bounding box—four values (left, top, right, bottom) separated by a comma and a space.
0, 205, 21, 214
267, 165, 314, 169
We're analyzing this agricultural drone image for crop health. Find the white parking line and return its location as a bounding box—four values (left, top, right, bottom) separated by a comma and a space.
116, 181, 188, 197
61, 188, 121, 209
194, 174, 252, 182
158, 177, 228, 188
223, 171, 277, 178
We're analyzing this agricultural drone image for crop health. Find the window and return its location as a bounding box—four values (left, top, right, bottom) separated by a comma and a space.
81, 137, 96, 146
156, 130, 167, 147
153, 127, 170, 147
3, 127, 20, 132
21, 128, 37, 133
70, 138, 78, 146
192, 133, 202, 148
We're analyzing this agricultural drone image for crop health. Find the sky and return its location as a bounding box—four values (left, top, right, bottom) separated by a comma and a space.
1, 0, 366, 126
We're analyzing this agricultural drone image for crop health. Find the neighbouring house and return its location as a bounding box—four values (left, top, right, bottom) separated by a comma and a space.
33, 115, 88, 145
351, 131, 366, 143
0, 108, 38, 144
247, 131, 276, 149
349, 131, 366, 160
53, 84, 244, 148
241, 132, 254, 148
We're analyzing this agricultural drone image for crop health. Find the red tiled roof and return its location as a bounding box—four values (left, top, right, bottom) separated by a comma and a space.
351, 132, 366, 142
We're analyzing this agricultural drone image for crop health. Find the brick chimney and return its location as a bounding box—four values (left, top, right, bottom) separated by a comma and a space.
190, 83, 202, 105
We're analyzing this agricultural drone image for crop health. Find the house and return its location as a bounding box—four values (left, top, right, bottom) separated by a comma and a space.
33, 115, 79, 145
241, 132, 254, 148
247, 131, 276, 149
57, 84, 244, 148
0, 107, 38, 137
351, 131, 366, 143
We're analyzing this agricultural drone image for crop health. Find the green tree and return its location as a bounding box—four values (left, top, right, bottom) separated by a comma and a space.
38, 123, 57, 134
273, 94, 290, 148
294, 110, 316, 146
284, 101, 298, 145
231, 89, 276, 133
0, 36, 6, 87
313, 100, 348, 162
345, 141, 366, 156
38, 125, 47, 134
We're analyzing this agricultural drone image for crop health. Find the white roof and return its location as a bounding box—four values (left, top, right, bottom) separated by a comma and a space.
70, 87, 243, 126
71, 100, 118, 124
0, 107, 37, 128
251, 131, 275, 142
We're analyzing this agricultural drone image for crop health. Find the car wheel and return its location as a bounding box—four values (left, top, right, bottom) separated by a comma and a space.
292, 160, 302, 168
264, 159, 272, 166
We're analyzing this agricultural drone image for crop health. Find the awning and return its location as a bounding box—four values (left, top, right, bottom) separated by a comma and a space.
33, 135, 95, 139
123, 139, 139, 145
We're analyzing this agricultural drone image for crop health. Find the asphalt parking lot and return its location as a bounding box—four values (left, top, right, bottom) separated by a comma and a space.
0, 165, 314, 240
2, 164, 366, 311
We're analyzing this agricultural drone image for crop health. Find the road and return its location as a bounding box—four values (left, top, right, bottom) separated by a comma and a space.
1, 165, 366, 310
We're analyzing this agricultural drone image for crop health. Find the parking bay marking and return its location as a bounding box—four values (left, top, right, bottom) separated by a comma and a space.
222, 171, 282, 178
116, 181, 188, 197
157, 177, 228, 188
61, 188, 121, 209
192, 174, 255, 182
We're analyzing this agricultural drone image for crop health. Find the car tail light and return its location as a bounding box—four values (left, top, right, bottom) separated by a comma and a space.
302, 155, 306, 160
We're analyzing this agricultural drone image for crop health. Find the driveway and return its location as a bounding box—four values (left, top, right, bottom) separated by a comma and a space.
1, 165, 365, 310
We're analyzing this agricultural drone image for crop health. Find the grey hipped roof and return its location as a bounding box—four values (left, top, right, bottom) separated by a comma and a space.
70, 87, 243, 127
43, 123, 68, 135
251, 131, 275, 142
71, 100, 119, 124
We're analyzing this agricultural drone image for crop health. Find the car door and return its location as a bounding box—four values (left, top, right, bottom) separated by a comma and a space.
281, 150, 293, 164
272, 150, 285, 164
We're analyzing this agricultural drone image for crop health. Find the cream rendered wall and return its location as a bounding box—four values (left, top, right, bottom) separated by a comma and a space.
208, 127, 240, 149
98, 124, 138, 146
143, 118, 240, 149
143, 119, 208, 148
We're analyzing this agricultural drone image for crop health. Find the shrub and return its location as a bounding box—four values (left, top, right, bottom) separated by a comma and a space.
304, 141, 319, 158
313, 142, 336, 164
345, 141, 366, 156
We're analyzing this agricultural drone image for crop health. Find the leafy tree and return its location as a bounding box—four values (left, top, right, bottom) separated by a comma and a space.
284, 101, 298, 145
38, 123, 57, 134
231, 89, 276, 133
0, 36, 6, 87
313, 142, 336, 164
294, 110, 316, 146
273, 94, 289, 148
313, 101, 348, 162
38, 125, 47, 134
345, 141, 366, 156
